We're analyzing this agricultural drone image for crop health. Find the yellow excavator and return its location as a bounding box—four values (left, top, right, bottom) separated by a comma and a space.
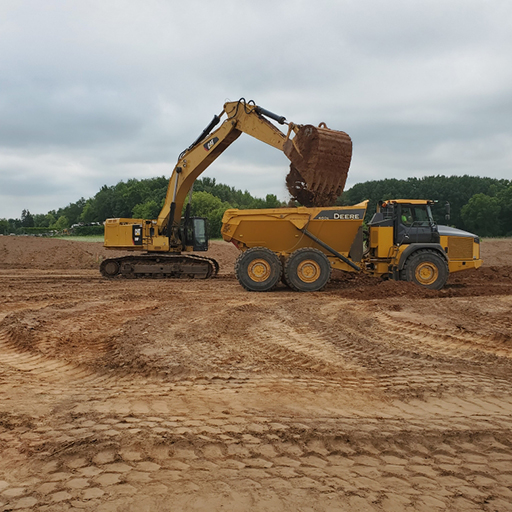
101, 98, 352, 278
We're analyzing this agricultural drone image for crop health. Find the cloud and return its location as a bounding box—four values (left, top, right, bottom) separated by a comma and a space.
1, 0, 511, 218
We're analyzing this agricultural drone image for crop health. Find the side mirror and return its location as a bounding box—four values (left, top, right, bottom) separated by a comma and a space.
445, 202, 451, 221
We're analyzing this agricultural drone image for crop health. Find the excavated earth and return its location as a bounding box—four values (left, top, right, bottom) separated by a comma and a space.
0, 236, 511, 511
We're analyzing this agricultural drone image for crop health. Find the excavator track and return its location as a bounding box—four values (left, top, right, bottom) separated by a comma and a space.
100, 254, 219, 279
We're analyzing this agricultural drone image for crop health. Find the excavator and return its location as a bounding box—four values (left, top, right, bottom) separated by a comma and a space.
101, 98, 352, 278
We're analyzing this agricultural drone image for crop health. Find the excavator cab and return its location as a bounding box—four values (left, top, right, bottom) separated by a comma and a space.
180, 217, 209, 252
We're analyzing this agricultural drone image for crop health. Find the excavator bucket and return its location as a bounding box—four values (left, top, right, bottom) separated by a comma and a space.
283, 124, 352, 207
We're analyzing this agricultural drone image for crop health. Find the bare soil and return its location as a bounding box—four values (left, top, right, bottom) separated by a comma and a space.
0, 236, 511, 511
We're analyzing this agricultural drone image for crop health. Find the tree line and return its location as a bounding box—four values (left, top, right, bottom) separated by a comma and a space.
2, 174, 511, 238
339, 175, 512, 237
0, 177, 282, 238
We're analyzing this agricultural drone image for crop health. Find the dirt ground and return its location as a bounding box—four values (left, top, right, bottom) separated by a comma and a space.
0, 236, 511, 511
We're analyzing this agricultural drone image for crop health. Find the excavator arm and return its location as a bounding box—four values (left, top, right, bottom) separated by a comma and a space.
158, 99, 297, 243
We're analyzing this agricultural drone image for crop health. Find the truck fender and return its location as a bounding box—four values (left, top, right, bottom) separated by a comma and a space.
397, 243, 448, 271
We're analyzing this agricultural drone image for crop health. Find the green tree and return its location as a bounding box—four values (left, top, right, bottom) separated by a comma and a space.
264, 194, 281, 208
0, 219, 9, 235
21, 209, 34, 227
132, 200, 162, 219
188, 191, 233, 238
45, 213, 57, 228
497, 184, 512, 236
461, 194, 501, 237
51, 215, 70, 231
56, 198, 86, 226
32, 213, 48, 227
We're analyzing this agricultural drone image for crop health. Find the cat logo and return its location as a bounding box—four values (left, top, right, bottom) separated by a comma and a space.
204, 137, 219, 151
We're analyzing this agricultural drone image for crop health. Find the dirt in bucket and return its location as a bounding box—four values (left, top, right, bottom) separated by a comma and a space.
284, 124, 352, 206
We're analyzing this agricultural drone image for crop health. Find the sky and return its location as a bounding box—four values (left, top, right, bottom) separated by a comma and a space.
1, 0, 511, 219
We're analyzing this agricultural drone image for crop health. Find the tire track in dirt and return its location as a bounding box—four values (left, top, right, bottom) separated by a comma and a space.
2, 285, 510, 423
0, 328, 100, 382
2, 406, 512, 512
249, 320, 375, 382
248, 299, 512, 419
374, 309, 512, 360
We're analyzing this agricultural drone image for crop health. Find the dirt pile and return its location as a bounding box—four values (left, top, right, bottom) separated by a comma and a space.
0, 236, 111, 270
0, 237, 238, 274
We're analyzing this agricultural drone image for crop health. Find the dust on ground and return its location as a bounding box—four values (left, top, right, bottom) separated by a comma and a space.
0, 236, 511, 511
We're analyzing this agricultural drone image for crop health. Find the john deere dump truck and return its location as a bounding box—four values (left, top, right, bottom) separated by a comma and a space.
221, 198, 482, 292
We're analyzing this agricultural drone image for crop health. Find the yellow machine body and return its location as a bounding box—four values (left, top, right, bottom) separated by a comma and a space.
104, 218, 172, 252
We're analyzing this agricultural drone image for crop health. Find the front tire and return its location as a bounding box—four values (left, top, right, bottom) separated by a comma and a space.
235, 247, 282, 292
402, 249, 448, 290
284, 248, 331, 292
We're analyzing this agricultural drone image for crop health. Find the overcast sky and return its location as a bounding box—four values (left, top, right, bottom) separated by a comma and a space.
1, 0, 511, 219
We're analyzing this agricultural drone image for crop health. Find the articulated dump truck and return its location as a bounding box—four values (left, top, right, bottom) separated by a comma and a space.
221, 199, 482, 292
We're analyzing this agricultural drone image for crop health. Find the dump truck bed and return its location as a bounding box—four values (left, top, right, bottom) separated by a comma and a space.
221, 202, 368, 266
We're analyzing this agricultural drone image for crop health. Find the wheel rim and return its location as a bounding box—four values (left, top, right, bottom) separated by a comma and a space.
296, 260, 321, 283
247, 258, 271, 282
415, 262, 438, 285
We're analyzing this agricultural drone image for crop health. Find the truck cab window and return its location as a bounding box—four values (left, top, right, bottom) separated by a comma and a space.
396, 204, 437, 245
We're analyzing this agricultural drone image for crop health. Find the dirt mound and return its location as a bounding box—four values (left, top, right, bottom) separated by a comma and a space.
0, 237, 239, 274
478, 238, 512, 266
327, 265, 512, 299
0, 236, 108, 270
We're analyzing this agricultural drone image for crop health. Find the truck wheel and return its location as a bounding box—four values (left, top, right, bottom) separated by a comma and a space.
235, 247, 282, 292
284, 248, 331, 292
402, 250, 448, 290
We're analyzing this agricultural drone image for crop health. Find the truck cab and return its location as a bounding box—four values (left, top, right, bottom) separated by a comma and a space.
367, 199, 482, 289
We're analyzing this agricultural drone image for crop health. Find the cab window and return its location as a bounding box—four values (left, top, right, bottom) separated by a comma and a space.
400, 205, 431, 227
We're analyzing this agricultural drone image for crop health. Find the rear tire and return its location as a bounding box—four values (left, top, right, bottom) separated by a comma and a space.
284, 248, 331, 292
402, 249, 448, 290
235, 247, 282, 292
